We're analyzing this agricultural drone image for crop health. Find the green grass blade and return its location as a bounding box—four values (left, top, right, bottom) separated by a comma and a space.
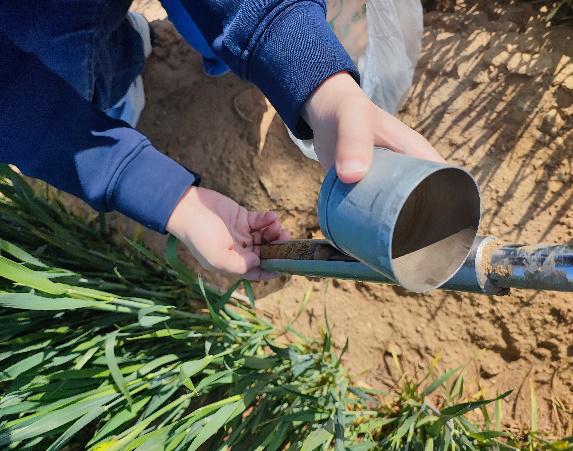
301, 427, 333, 451
196, 276, 231, 335
123, 237, 165, 267
334, 405, 346, 451
165, 235, 196, 287
267, 410, 330, 425
424, 437, 434, 451
46, 405, 108, 451
137, 305, 170, 327
422, 366, 462, 397
288, 284, 313, 328
265, 422, 290, 451
0, 293, 98, 311
179, 356, 213, 393
335, 338, 349, 369
0, 394, 118, 445
451, 371, 465, 403
187, 400, 242, 451
467, 431, 512, 441
0, 255, 68, 295
89, 397, 151, 446
0, 349, 58, 381
427, 391, 512, 436
495, 393, 502, 431
0, 239, 47, 267
105, 330, 132, 408
547, 0, 568, 21
213, 280, 242, 312
243, 280, 255, 309
393, 414, 419, 446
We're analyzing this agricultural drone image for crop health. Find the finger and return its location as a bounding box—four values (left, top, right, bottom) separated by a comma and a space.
334, 96, 375, 184
248, 211, 278, 231
242, 266, 282, 281
373, 109, 446, 164
278, 230, 291, 241
254, 228, 291, 245
262, 220, 282, 243
250, 221, 281, 256
251, 230, 264, 252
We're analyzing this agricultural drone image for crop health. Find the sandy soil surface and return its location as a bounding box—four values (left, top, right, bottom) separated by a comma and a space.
83, 0, 573, 434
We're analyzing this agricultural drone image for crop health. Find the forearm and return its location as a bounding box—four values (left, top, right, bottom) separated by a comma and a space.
0, 32, 198, 233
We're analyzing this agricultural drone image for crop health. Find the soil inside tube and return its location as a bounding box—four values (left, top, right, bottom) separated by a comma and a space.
260, 241, 318, 261
478, 238, 505, 276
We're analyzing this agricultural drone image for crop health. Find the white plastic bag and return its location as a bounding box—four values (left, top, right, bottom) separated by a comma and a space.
288, 0, 424, 160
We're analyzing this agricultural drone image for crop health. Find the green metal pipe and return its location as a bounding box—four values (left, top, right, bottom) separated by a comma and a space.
260, 237, 573, 295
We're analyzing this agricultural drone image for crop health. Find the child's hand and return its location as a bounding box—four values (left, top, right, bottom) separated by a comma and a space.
166, 187, 290, 280
302, 72, 446, 183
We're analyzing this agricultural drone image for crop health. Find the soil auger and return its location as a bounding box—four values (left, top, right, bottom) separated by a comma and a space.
260, 237, 573, 295
260, 149, 573, 295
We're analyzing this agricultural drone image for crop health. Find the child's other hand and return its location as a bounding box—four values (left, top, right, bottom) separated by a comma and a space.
166, 187, 290, 280
301, 72, 446, 183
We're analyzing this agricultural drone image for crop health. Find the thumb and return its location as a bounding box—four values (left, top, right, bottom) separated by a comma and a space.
374, 108, 446, 164
334, 96, 375, 184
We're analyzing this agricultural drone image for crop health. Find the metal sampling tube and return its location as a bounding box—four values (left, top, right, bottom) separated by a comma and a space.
318, 148, 481, 293
259, 238, 573, 295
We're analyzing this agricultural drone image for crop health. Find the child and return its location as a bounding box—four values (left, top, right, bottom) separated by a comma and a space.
0, 0, 444, 281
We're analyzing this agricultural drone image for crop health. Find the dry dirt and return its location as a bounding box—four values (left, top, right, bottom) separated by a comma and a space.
88, 0, 573, 434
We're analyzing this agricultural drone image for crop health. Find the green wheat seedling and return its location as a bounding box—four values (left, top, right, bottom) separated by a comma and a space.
546, 0, 573, 22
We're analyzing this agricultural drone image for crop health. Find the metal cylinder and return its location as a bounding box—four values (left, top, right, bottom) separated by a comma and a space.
318, 148, 481, 292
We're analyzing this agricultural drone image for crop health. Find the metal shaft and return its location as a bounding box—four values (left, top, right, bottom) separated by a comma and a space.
259, 238, 573, 295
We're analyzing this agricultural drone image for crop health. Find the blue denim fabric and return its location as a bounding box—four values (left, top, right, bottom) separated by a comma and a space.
0, 0, 145, 111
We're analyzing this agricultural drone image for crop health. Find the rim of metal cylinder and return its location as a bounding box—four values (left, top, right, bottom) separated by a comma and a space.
388, 166, 481, 292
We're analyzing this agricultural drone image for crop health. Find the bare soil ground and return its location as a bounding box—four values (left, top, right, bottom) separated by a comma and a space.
86, 0, 573, 435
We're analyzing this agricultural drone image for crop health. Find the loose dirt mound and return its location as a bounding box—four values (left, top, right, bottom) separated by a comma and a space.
113, 0, 573, 433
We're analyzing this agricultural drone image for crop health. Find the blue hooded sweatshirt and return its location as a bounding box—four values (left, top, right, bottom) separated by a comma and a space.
0, 0, 358, 233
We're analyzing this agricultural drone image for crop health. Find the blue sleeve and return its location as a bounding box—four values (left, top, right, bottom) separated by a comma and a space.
0, 32, 198, 233
177, 0, 360, 140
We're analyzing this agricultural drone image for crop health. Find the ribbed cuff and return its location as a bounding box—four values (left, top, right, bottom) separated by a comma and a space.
245, 1, 360, 140
109, 144, 200, 233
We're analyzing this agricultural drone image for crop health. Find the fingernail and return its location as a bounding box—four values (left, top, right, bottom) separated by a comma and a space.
336, 159, 366, 175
